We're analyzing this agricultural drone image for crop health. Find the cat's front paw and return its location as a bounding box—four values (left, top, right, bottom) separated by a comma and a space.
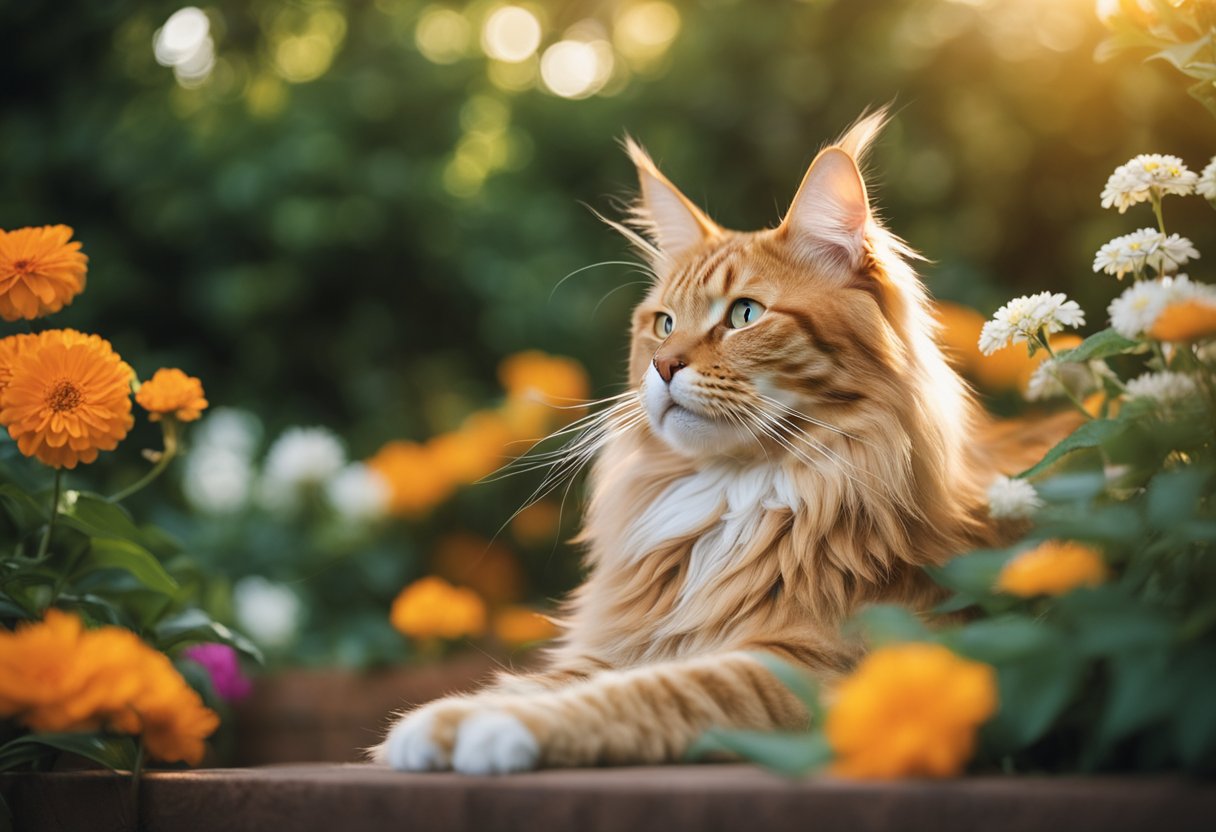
451, 710, 540, 775
374, 698, 476, 771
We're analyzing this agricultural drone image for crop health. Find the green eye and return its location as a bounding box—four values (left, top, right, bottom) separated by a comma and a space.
655, 313, 674, 338
728, 298, 765, 328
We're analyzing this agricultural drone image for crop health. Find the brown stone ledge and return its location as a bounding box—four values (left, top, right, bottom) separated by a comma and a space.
5, 763, 1215, 832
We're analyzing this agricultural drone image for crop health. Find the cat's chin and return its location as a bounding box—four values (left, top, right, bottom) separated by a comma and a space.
651, 402, 750, 459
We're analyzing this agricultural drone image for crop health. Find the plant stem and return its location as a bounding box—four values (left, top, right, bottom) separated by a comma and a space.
109, 420, 179, 503
1151, 193, 1167, 235
36, 469, 63, 561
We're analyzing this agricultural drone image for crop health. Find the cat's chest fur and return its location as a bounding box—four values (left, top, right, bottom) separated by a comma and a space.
622, 462, 800, 605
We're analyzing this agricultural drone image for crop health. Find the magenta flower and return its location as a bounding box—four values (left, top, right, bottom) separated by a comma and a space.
183, 643, 253, 702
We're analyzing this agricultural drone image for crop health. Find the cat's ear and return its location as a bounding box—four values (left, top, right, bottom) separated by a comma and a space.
625, 138, 721, 262
778, 108, 889, 271
778, 147, 870, 271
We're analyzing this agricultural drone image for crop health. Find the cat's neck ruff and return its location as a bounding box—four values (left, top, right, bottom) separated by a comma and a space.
621, 460, 799, 601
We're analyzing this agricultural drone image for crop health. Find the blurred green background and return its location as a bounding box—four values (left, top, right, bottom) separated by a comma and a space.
2, 0, 1211, 666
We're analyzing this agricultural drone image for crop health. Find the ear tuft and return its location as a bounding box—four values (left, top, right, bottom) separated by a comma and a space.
834, 105, 891, 165
624, 136, 721, 263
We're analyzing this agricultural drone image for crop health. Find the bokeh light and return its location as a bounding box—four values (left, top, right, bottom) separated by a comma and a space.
153, 7, 217, 88
613, 1, 681, 68
415, 6, 472, 64
481, 5, 543, 63
540, 30, 614, 99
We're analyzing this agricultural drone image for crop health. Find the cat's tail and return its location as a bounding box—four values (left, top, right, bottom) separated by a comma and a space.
976, 409, 1087, 477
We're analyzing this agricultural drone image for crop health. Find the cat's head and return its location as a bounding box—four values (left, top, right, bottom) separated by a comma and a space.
622, 110, 953, 460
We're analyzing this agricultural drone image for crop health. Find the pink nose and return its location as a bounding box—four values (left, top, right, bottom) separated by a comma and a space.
653, 354, 687, 384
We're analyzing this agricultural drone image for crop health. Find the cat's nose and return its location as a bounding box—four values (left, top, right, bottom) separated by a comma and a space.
653, 354, 687, 384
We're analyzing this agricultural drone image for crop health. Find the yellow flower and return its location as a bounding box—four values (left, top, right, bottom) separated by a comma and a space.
0, 225, 88, 321
389, 576, 487, 640
996, 540, 1108, 597
136, 368, 209, 422
0, 329, 134, 469
366, 440, 455, 516
498, 351, 590, 435
0, 610, 220, 764
493, 606, 558, 646
1148, 298, 1216, 342
826, 643, 997, 779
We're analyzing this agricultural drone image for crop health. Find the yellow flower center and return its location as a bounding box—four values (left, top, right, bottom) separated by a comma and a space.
47, 380, 83, 413
10, 259, 33, 275
1129, 243, 1141, 250
1143, 161, 1160, 172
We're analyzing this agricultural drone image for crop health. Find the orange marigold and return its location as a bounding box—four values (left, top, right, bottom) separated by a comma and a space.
136, 368, 209, 422
493, 606, 558, 646
366, 440, 455, 516
1148, 298, 1216, 342
996, 540, 1108, 597
432, 532, 524, 605
0, 333, 39, 394
389, 576, 487, 640
0, 329, 134, 468
0, 225, 88, 321
0, 610, 220, 764
826, 643, 998, 779
510, 500, 561, 545
428, 411, 514, 483
498, 351, 590, 433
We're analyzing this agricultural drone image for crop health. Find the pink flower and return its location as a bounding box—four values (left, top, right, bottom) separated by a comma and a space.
183, 643, 253, 702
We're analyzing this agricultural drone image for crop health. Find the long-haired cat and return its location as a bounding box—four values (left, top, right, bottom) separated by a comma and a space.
373, 110, 1068, 774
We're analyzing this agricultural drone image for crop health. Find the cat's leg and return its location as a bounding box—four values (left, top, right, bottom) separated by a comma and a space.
370, 656, 609, 770
377, 650, 810, 774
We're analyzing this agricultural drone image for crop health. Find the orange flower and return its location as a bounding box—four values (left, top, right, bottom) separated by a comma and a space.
0, 329, 134, 468
136, 368, 209, 422
0, 333, 39, 394
389, 576, 487, 640
499, 351, 590, 434
428, 411, 515, 483
511, 500, 562, 545
366, 440, 455, 516
0, 610, 220, 764
826, 643, 997, 779
1148, 298, 1216, 342
493, 606, 558, 646
432, 532, 524, 605
0, 225, 88, 321
933, 301, 986, 375
996, 540, 1108, 597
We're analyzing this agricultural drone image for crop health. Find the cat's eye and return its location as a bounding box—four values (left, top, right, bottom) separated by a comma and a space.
728, 298, 765, 329
654, 312, 674, 338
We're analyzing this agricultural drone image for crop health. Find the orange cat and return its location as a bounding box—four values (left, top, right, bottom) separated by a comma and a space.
373, 110, 1067, 774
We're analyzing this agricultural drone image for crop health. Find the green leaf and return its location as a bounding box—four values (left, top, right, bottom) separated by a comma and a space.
927, 549, 1012, 597
1146, 468, 1210, 531
1019, 419, 1130, 480
845, 604, 931, 646
72, 538, 180, 598
689, 729, 832, 776
0, 485, 47, 534
1097, 651, 1175, 749
0, 733, 138, 772
941, 617, 1058, 664
57, 492, 144, 543
983, 644, 1083, 751
156, 609, 264, 665
1054, 329, 1140, 363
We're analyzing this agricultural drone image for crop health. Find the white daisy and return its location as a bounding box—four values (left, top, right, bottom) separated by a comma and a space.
1199, 156, 1216, 201
1100, 154, 1198, 213
1124, 370, 1199, 405
987, 475, 1043, 520
258, 426, 347, 513
1092, 228, 1198, 279
233, 576, 303, 648
1025, 358, 1110, 402
979, 292, 1086, 355
325, 462, 390, 522
1107, 274, 1216, 337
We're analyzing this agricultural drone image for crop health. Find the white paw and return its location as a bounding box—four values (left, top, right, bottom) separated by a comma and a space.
451, 711, 540, 775
379, 708, 449, 771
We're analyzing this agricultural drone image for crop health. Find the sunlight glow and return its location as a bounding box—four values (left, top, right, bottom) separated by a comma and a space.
153, 7, 216, 88
415, 6, 472, 64
482, 6, 543, 63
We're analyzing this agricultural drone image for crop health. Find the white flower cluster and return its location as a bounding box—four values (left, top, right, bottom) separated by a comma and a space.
1100, 154, 1198, 213
1025, 357, 1112, 403
1107, 274, 1216, 338
233, 575, 303, 649
257, 426, 389, 521
1199, 156, 1216, 202
978, 292, 1085, 355
1092, 229, 1198, 280
182, 408, 264, 515
987, 475, 1042, 519
1124, 371, 1199, 405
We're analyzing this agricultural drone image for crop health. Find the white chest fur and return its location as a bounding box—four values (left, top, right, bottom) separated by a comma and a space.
621, 463, 800, 602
